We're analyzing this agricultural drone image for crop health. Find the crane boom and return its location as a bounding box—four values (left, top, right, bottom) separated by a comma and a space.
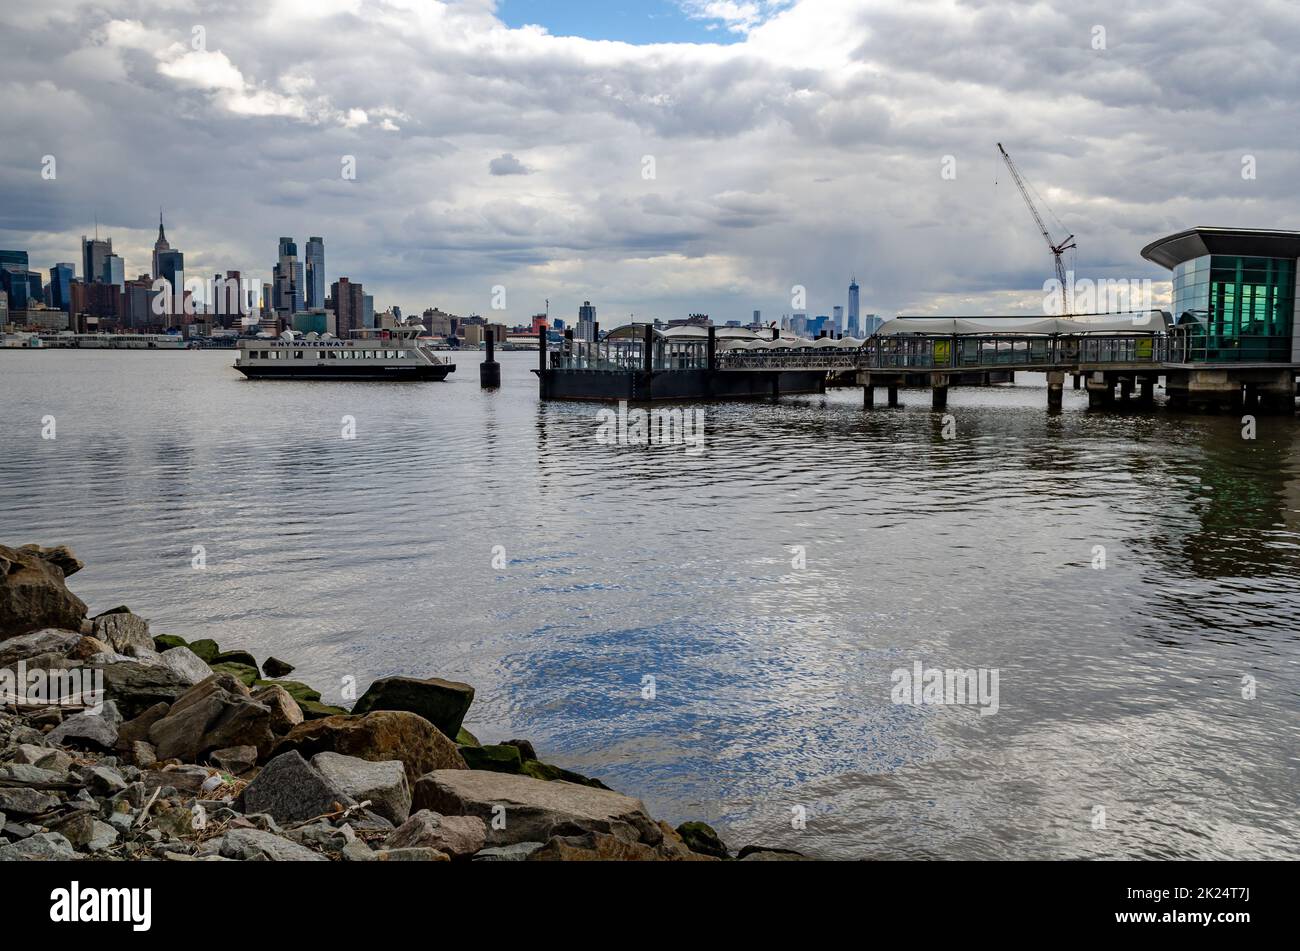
997, 143, 1075, 314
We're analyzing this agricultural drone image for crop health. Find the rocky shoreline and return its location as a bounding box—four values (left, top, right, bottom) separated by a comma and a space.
0, 542, 807, 862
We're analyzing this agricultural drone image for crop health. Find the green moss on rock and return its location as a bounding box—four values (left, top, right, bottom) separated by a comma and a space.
210, 662, 259, 687
188, 639, 221, 663
153, 634, 188, 652
298, 700, 350, 720
676, 821, 730, 859
455, 727, 481, 747
460, 743, 524, 774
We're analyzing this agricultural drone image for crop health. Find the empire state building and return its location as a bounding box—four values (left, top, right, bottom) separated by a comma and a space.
152, 211, 170, 279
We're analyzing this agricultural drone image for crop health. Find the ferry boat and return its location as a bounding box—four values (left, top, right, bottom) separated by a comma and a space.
35, 332, 187, 350
235, 326, 456, 381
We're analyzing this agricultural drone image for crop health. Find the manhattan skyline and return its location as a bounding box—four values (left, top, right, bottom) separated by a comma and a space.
2, 0, 1296, 324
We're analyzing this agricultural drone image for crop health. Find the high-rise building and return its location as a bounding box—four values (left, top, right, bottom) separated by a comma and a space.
157, 250, 185, 322
273, 238, 301, 318
49, 263, 74, 311
152, 211, 171, 279
362, 293, 374, 329
831, 305, 844, 336
848, 276, 860, 335
102, 254, 125, 289
577, 300, 596, 342
331, 278, 365, 336
0, 250, 28, 272
82, 236, 112, 285
304, 237, 325, 309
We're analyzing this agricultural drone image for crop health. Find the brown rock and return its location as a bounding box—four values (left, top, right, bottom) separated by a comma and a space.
272, 711, 467, 783
528, 832, 663, 861
384, 810, 485, 858
251, 684, 303, 734
211, 745, 259, 775
17, 544, 83, 578
129, 741, 158, 768
148, 674, 273, 762
67, 635, 110, 660
0, 544, 87, 639
115, 701, 171, 750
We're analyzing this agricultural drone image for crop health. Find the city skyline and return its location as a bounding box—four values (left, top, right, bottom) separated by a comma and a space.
3, 1, 1294, 323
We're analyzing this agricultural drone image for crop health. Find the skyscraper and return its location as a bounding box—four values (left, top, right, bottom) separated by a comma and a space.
102, 254, 125, 289
578, 300, 596, 342
832, 305, 843, 336
305, 237, 325, 309
273, 237, 301, 318
49, 263, 74, 311
157, 250, 185, 321
331, 278, 364, 336
152, 211, 171, 279
362, 293, 374, 329
82, 235, 112, 285
848, 276, 860, 337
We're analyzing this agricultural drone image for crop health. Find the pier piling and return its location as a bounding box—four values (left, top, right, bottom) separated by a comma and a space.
1047, 370, 1064, 410
480, 330, 501, 388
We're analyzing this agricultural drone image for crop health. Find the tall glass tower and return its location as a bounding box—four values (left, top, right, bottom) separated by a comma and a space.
848, 277, 860, 337
305, 236, 325, 309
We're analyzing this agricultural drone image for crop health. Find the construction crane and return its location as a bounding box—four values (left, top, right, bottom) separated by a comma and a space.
997, 143, 1075, 315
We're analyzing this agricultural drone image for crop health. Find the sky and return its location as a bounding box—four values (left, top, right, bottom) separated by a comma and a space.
2, 0, 1298, 327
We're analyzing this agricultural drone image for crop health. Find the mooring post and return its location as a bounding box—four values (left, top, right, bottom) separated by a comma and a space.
1073, 373, 1082, 390
480, 329, 501, 388
863, 384, 874, 408
888, 385, 899, 407
1119, 378, 1134, 401
1047, 370, 1064, 410
931, 373, 948, 411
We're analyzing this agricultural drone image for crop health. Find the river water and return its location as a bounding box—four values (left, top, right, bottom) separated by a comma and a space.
1, 349, 1296, 859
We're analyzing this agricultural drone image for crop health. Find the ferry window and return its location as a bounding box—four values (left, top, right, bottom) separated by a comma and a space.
294, 350, 304, 359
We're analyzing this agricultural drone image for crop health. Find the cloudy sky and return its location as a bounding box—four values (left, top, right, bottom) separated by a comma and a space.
2, 0, 1297, 326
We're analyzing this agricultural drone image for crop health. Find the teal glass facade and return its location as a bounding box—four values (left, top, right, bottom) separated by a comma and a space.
1172, 254, 1295, 362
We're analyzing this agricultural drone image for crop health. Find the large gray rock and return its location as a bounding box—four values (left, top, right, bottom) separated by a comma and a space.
413, 770, 662, 847
351, 675, 475, 739
98, 658, 193, 717
92, 611, 154, 657
46, 700, 123, 751
383, 809, 485, 857
219, 827, 328, 862
0, 831, 77, 861
310, 752, 410, 825
0, 628, 81, 668
148, 673, 274, 761
0, 787, 59, 815
159, 646, 212, 685
240, 751, 355, 825
0, 544, 87, 639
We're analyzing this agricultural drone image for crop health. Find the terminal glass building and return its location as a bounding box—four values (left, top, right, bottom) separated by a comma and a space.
1144, 228, 1300, 363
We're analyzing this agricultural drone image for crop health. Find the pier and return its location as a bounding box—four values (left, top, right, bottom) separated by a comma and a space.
534, 315, 1300, 414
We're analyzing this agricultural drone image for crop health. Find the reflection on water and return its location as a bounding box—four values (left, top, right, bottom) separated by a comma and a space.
0, 350, 1296, 859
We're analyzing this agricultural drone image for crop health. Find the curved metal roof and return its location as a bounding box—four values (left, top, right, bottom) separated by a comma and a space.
1140, 227, 1300, 269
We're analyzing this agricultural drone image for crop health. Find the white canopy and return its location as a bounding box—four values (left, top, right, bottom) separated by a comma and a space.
876, 312, 1170, 336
